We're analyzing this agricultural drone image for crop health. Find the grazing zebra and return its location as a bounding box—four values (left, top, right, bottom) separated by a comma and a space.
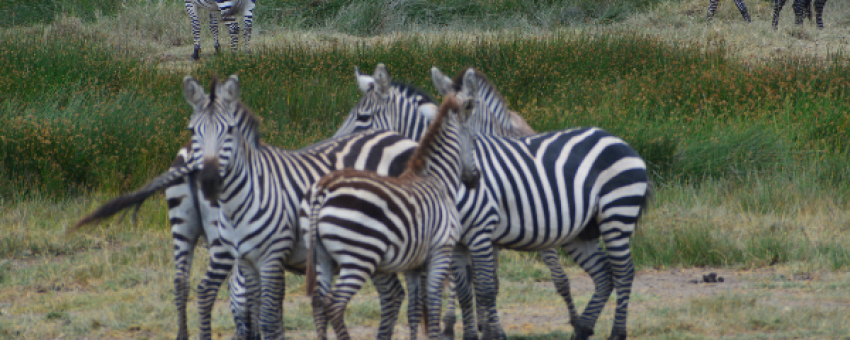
335, 64, 651, 340
706, 0, 752, 22
302, 93, 479, 340
773, 0, 829, 29
185, 0, 256, 60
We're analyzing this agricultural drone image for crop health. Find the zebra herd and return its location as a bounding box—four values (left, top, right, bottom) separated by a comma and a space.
706, 0, 831, 29
72, 63, 651, 340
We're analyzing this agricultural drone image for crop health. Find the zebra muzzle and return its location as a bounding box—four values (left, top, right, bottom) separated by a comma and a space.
200, 159, 222, 202
461, 169, 481, 189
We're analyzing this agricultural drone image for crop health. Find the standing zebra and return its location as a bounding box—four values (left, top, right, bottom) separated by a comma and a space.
72, 74, 431, 339
773, 0, 829, 29
706, 0, 752, 22
185, 0, 256, 60
303, 93, 479, 340
335, 64, 651, 340
184, 74, 438, 340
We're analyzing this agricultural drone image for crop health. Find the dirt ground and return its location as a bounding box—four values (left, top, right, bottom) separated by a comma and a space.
278, 267, 850, 339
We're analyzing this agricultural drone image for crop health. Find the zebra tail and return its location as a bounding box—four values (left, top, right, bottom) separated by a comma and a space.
305, 186, 325, 297
67, 165, 193, 235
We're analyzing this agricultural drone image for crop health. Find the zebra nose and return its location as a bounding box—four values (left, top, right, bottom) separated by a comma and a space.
200, 159, 222, 202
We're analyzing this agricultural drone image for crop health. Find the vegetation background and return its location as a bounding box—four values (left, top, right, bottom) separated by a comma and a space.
1, 0, 849, 339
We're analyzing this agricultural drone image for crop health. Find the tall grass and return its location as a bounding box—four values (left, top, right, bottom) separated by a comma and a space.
3, 29, 850, 198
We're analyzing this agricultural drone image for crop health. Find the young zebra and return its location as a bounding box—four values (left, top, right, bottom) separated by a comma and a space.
773, 0, 829, 29
185, 0, 256, 60
303, 93, 479, 340
335, 64, 651, 340
706, 0, 751, 22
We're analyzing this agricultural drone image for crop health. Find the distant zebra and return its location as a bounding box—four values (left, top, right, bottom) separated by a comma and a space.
335, 64, 651, 340
302, 93, 479, 340
706, 0, 751, 22
773, 0, 829, 29
185, 0, 256, 60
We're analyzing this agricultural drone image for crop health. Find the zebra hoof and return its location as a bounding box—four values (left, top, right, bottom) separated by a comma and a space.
191, 46, 201, 61
571, 327, 594, 340
608, 330, 627, 340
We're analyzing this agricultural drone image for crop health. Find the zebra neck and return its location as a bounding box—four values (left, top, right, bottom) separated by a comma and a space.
417, 121, 462, 198
217, 144, 258, 212
478, 87, 512, 133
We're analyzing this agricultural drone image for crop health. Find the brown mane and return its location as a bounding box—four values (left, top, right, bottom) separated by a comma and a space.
406, 95, 460, 176
315, 95, 461, 189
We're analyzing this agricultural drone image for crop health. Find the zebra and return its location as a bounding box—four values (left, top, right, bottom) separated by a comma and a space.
334, 64, 651, 340
184, 74, 446, 340
302, 93, 479, 340
773, 0, 829, 29
706, 0, 752, 22
184, 0, 256, 60
71, 74, 433, 339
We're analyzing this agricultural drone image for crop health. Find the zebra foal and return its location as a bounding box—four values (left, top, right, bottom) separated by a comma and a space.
184, 0, 256, 60
302, 94, 480, 340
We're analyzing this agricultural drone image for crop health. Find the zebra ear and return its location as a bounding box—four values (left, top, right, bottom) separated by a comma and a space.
461, 68, 479, 99
183, 76, 207, 109
431, 66, 454, 96
373, 63, 392, 97
354, 66, 376, 93
419, 103, 438, 121
217, 75, 240, 102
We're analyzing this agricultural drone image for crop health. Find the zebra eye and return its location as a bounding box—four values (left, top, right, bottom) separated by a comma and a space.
227, 126, 235, 134
356, 114, 371, 122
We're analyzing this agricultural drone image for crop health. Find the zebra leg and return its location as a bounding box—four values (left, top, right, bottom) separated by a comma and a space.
792, 0, 808, 25
447, 247, 477, 340
230, 262, 261, 340
327, 266, 371, 340
241, 1, 255, 51
733, 0, 752, 22
373, 273, 405, 340
540, 249, 579, 324
257, 260, 286, 340
310, 256, 335, 340
223, 18, 240, 52
426, 247, 454, 339
196, 239, 235, 340
563, 239, 613, 340
467, 240, 503, 340
165, 177, 203, 340
773, 0, 788, 28
208, 12, 221, 54
184, 0, 202, 60
405, 272, 424, 340
601, 229, 636, 340
706, 0, 719, 20
813, 0, 827, 28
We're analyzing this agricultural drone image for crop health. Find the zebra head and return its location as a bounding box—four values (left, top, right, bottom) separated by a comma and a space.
431, 66, 535, 138
183, 74, 255, 202
332, 63, 439, 141
424, 93, 480, 190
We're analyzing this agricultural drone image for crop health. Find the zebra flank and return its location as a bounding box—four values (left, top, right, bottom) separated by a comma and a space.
302, 94, 472, 340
